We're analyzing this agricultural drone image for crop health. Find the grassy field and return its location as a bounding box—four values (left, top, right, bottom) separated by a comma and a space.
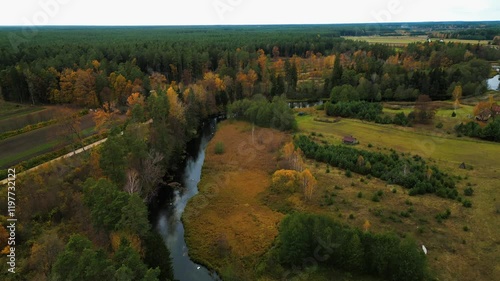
183, 121, 287, 279
295, 111, 500, 281
382, 101, 476, 133
0, 114, 96, 169
0, 101, 45, 121
184, 121, 386, 280
0, 102, 80, 132
344, 36, 491, 46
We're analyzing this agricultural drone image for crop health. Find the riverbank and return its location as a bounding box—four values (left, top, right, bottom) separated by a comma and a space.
183, 121, 289, 278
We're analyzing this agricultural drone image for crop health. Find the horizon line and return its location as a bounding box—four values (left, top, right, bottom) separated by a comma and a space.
0, 20, 500, 28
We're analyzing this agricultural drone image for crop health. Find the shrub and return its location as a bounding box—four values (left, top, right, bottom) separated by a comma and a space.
435, 122, 444, 129
357, 192, 363, 198
464, 187, 474, 196
349, 214, 355, 219
451, 111, 457, 117
462, 200, 472, 208
372, 194, 380, 202
214, 142, 225, 155
463, 226, 469, 232
345, 169, 352, 178
435, 209, 451, 221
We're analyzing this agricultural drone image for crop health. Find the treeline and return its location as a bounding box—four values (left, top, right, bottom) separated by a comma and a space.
295, 135, 457, 198
455, 118, 500, 142
0, 26, 497, 107
325, 101, 383, 122
325, 53, 491, 103
260, 213, 428, 281
227, 95, 297, 131
325, 100, 412, 126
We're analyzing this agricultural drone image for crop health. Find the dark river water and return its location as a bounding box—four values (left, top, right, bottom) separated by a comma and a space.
153, 119, 220, 281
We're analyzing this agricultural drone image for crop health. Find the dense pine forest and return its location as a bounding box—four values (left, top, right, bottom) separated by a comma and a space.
1, 24, 499, 107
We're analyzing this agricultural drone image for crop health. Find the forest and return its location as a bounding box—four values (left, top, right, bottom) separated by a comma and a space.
0, 23, 499, 281
0, 24, 498, 108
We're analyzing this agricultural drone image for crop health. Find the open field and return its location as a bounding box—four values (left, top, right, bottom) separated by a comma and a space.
295, 111, 500, 281
344, 36, 491, 46
382, 101, 476, 132
0, 102, 45, 121
184, 121, 386, 280
0, 113, 96, 169
183, 121, 287, 278
0, 102, 82, 132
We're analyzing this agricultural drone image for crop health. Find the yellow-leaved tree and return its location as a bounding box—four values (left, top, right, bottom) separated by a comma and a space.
452, 85, 462, 110
166, 86, 186, 125
126, 92, 145, 115
363, 220, 371, 232
271, 169, 301, 193
301, 169, 317, 201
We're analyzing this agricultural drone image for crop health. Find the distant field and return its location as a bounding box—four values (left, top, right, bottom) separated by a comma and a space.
382, 101, 475, 132
344, 36, 491, 45
0, 102, 45, 121
0, 114, 96, 169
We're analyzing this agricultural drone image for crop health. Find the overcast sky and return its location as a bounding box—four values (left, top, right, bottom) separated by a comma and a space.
0, 0, 499, 26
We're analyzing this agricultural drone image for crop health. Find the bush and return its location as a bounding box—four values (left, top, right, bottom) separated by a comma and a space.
435, 209, 451, 221
451, 111, 457, 117
464, 187, 474, 196
357, 192, 363, 198
345, 169, 352, 178
214, 142, 225, 155
435, 122, 444, 129
400, 211, 410, 218
462, 200, 472, 208
463, 226, 469, 232
372, 194, 380, 202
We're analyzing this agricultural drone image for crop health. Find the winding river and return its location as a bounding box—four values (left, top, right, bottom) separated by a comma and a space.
153, 119, 220, 281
